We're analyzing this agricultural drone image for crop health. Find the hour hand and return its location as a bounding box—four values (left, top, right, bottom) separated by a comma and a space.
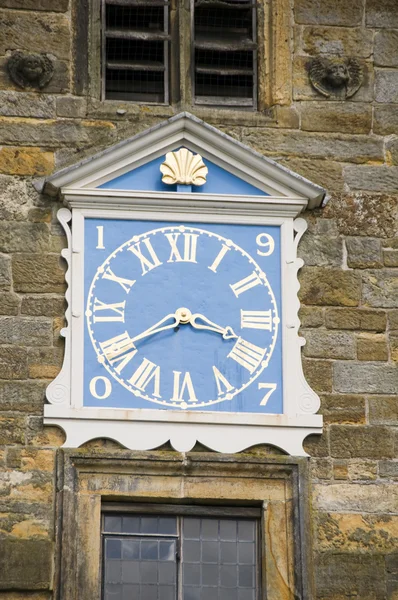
189, 313, 238, 340
131, 313, 180, 344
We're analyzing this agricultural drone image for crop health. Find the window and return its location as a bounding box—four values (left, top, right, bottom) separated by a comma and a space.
100, 0, 258, 108
102, 505, 260, 600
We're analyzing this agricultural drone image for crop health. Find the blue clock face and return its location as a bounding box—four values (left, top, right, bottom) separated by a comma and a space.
84, 219, 283, 413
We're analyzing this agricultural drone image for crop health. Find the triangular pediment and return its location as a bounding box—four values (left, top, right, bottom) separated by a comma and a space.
39, 112, 325, 208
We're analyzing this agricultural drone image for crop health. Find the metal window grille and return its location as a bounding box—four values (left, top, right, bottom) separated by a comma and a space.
102, 0, 170, 103
102, 505, 261, 600
192, 0, 258, 108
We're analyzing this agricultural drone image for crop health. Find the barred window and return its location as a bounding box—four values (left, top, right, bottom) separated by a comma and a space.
100, 0, 258, 108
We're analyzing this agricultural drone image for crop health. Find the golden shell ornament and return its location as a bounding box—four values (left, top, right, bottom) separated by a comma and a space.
160, 149, 208, 186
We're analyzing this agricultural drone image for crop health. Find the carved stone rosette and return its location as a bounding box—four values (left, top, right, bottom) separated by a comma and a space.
7, 51, 54, 89
307, 56, 363, 99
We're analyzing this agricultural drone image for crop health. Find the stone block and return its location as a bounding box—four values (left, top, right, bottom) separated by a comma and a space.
310, 458, 333, 479
242, 125, 383, 163
346, 237, 382, 268
21, 295, 65, 317
368, 396, 398, 425
348, 460, 377, 481
317, 512, 398, 552
0, 292, 19, 315
388, 310, 398, 331
0, 147, 54, 176
0, 92, 55, 118
334, 361, 398, 394
333, 460, 348, 480
390, 333, 398, 362
375, 70, 398, 103
56, 95, 87, 118
374, 106, 398, 136
374, 30, 398, 67
278, 157, 344, 191
0, 175, 36, 222
344, 165, 398, 192
386, 137, 398, 166
28, 347, 63, 379
379, 461, 398, 478
303, 431, 330, 458
0, 346, 27, 379
325, 308, 386, 332
315, 553, 386, 597
383, 250, 398, 267
302, 358, 333, 392
0, 414, 25, 444
0, 11, 70, 59
314, 482, 398, 513
0, 0, 68, 9
357, 333, 388, 361
295, 0, 363, 26
362, 269, 398, 308
0, 223, 50, 253
0, 254, 11, 289
300, 102, 372, 134
330, 425, 395, 458
298, 25, 373, 58
299, 267, 361, 306
320, 394, 366, 424
0, 380, 46, 412
6, 447, 21, 469
12, 254, 66, 293
0, 55, 70, 95
298, 234, 343, 267
299, 306, 324, 328
323, 192, 398, 238
0, 538, 52, 589
366, 0, 398, 28
0, 317, 53, 346
302, 330, 355, 359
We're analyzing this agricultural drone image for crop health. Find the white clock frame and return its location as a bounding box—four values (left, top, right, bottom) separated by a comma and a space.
40, 113, 324, 456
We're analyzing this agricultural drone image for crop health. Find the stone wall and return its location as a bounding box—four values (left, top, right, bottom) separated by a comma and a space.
0, 0, 397, 598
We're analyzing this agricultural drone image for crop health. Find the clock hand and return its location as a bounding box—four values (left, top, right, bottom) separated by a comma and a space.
131, 313, 181, 344
189, 313, 238, 340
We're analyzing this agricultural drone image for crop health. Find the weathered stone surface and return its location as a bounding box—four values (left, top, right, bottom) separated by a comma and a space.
0, 175, 36, 221
383, 249, 398, 267
0, 223, 50, 253
375, 70, 398, 103
334, 361, 398, 394
0, 147, 54, 176
0, 346, 27, 379
317, 512, 398, 552
300, 102, 372, 134
0, 317, 52, 346
0, 538, 52, 589
346, 237, 382, 268
320, 394, 366, 424
0, 292, 19, 315
362, 269, 398, 308
310, 458, 333, 480
299, 267, 361, 306
357, 333, 388, 361
368, 396, 398, 425
0, 380, 46, 412
306, 217, 339, 237
278, 157, 344, 191
380, 461, 398, 478
298, 234, 343, 267
388, 309, 398, 331
348, 460, 378, 481
12, 254, 66, 293
366, 0, 398, 28
0, 11, 70, 59
316, 553, 386, 597
0, 0, 68, 9
0, 254, 11, 289
325, 308, 386, 331
295, 0, 363, 26
374, 106, 398, 136
0, 414, 25, 444
323, 193, 398, 238
302, 358, 333, 392
390, 333, 398, 362
345, 165, 398, 192
28, 347, 63, 379
299, 306, 324, 327
298, 25, 373, 58
386, 137, 398, 166
242, 127, 383, 164
374, 30, 398, 67
0, 92, 55, 118
302, 330, 355, 359
56, 96, 87, 118
333, 460, 348, 480
303, 431, 330, 458
330, 425, 395, 458
21, 295, 65, 317
314, 482, 398, 513
0, 118, 117, 148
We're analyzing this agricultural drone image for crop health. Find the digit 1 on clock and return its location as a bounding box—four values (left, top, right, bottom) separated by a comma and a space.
96, 225, 105, 249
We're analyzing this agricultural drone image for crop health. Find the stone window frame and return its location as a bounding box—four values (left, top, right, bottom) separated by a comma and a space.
74, 0, 293, 122
54, 450, 314, 600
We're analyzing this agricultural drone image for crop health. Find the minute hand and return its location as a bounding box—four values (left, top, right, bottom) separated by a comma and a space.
131, 313, 180, 344
190, 313, 238, 340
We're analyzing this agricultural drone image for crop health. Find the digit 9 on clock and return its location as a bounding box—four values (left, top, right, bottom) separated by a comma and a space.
84, 220, 283, 413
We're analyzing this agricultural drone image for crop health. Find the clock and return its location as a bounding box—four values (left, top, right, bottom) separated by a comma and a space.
84, 219, 283, 413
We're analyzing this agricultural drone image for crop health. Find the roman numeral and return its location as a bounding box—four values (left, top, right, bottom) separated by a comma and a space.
228, 337, 265, 374
93, 298, 126, 322
128, 238, 162, 275
241, 310, 273, 331
171, 371, 198, 403
99, 332, 137, 374
102, 267, 136, 293
128, 358, 161, 398
165, 233, 198, 263
230, 271, 262, 297
212, 366, 234, 396
208, 244, 230, 273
